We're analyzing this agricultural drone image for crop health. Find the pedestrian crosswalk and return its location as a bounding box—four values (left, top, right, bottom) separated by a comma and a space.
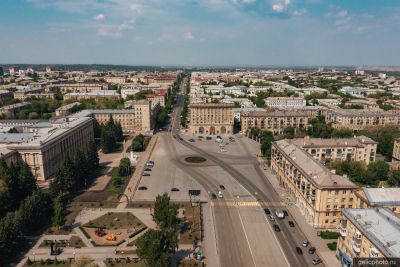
210, 200, 286, 207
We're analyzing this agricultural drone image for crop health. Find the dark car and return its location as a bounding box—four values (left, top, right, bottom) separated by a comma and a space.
138, 186, 148, 190
308, 247, 316, 254
188, 138, 195, 142
312, 258, 322, 265
288, 220, 295, 227
171, 188, 180, 192
144, 168, 152, 171
142, 173, 150, 176
211, 193, 217, 199
206, 136, 212, 140
296, 247, 303, 255
264, 208, 271, 215
198, 136, 204, 139
219, 185, 226, 190
283, 210, 289, 217
273, 224, 280, 232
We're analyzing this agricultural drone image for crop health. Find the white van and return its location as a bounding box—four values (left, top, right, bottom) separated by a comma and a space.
275, 209, 285, 219
218, 191, 223, 198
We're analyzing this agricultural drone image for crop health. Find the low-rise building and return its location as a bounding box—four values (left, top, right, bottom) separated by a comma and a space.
337, 208, 400, 266
55, 102, 81, 117
271, 139, 359, 229
392, 138, 400, 161
0, 102, 31, 118
13, 87, 43, 100
291, 136, 377, 165
188, 103, 234, 135
265, 97, 306, 108
339, 86, 368, 98
0, 90, 12, 100
55, 83, 109, 93
105, 77, 126, 84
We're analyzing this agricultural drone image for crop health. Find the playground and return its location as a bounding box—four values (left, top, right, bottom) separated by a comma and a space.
82, 212, 146, 246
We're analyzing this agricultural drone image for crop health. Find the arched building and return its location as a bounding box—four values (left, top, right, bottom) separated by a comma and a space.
188, 103, 234, 135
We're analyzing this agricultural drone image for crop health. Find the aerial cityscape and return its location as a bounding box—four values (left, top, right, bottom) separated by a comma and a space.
1, 1, 400, 267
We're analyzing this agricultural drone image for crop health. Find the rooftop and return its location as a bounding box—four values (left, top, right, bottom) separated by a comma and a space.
290, 135, 377, 148
344, 208, 400, 258
363, 188, 400, 206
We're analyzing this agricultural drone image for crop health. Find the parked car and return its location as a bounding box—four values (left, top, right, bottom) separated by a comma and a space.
288, 220, 295, 227
142, 173, 150, 176
268, 215, 275, 221
219, 185, 226, 190
171, 188, 180, 192
188, 138, 195, 142
198, 136, 204, 139
206, 136, 212, 140
273, 224, 280, 232
275, 209, 285, 219
303, 240, 309, 247
218, 191, 224, 198
144, 168, 152, 172
308, 247, 316, 254
282, 210, 288, 217
296, 247, 303, 255
138, 186, 148, 190
311, 258, 321, 265
211, 193, 217, 199
263, 208, 271, 215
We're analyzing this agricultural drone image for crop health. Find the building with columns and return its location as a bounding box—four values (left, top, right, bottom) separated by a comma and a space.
188, 103, 235, 135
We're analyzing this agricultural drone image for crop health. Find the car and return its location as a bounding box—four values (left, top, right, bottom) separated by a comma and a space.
171, 188, 180, 192
219, 185, 225, 190
282, 210, 288, 217
273, 224, 280, 232
198, 136, 204, 139
188, 138, 195, 142
308, 247, 316, 254
148, 160, 154, 165
225, 142, 230, 145
218, 191, 223, 198
206, 136, 212, 140
142, 173, 150, 176
211, 193, 217, 199
138, 186, 148, 190
268, 215, 275, 221
302, 240, 309, 247
263, 208, 271, 215
311, 258, 322, 265
296, 247, 303, 255
288, 220, 295, 227
275, 210, 285, 219
144, 168, 152, 171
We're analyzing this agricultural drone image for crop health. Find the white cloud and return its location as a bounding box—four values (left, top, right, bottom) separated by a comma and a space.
97, 19, 135, 38
292, 8, 307, 16
93, 13, 105, 21
183, 31, 194, 40
272, 0, 291, 13
337, 10, 348, 17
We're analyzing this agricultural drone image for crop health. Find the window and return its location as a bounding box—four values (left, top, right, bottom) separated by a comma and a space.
349, 205, 353, 208
349, 198, 353, 202
327, 198, 331, 203
335, 190, 339, 195
326, 212, 330, 216
342, 198, 346, 202
342, 190, 347, 194
334, 198, 339, 203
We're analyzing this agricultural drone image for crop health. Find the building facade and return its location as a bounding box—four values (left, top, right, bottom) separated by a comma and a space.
188, 103, 234, 135
265, 97, 306, 108
337, 208, 400, 267
355, 188, 400, 214
392, 138, 400, 161
271, 139, 359, 229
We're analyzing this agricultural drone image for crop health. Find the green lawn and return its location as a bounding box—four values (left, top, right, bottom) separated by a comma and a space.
179, 205, 201, 244
84, 212, 144, 229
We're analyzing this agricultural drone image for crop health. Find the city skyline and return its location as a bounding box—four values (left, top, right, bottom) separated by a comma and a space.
1, 0, 400, 66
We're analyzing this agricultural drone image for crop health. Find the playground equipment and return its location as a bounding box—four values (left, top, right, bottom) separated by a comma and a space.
106, 234, 117, 241
95, 228, 106, 237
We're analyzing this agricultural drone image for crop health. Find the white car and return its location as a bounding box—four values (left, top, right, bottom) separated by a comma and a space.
218, 191, 223, 198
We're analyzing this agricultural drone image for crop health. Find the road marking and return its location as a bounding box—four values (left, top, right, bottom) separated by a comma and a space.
211, 201, 285, 207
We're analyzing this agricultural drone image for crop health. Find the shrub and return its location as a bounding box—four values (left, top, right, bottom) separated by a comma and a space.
327, 242, 337, 250
320, 231, 340, 239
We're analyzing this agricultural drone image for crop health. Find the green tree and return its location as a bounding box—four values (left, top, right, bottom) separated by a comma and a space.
367, 160, 390, 181
0, 213, 23, 261
100, 128, 117, 153
153, 193, 179, 230
118, 158, 131, 177
52, 196, 65, 229
388, 170, 400, 187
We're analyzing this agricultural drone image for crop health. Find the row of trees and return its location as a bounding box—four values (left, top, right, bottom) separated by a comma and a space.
94, 117, 124, 153
180, 75, 191, 127
136, 193, 179, 267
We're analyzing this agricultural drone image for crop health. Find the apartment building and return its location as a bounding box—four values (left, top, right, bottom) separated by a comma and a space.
355, 188, 400, 214
291, 136, 377, 165
188, 103, 235, 135
271, 139, 359, 229
324, 109, 400, 131
55, 102, 81, 117
105, 77, 126, 84
337, 208, 400, 266
0, 90, 12, 100
54, 83, 109, 93
265, 97, 306, 108
392, 138, 400, 161
7, 117, 94, 181
64, 90, 120, 100
241, 109, 313, 135
13, 87, 43, 100
0, 102, 31, 118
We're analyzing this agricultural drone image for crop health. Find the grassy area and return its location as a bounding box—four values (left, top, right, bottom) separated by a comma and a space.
320, 231, 340, 239
39, 236, 85, 248
24, 259, 71, 267
126, 203, 154, 209
105, 258, 144, 267
184, 156, 206, 163
327, 241, 337, 251
179, 205, 201, 244
85, 212, 144, 229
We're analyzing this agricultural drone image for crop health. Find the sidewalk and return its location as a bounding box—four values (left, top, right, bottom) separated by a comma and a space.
261, 165, 339, 267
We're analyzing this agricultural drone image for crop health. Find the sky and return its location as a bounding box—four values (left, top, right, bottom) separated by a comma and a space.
0, 0, 399, 66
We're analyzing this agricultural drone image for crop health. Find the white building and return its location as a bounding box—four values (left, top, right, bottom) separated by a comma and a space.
265, 97, 306, 108
339, 86, 369, 98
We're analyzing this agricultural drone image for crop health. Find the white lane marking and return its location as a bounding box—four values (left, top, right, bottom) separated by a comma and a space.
235, 204, 257, 267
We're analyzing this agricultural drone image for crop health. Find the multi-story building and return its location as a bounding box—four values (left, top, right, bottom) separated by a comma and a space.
0, 102, 31, 118
392, 138, 400, 161
0, 90, 12, 100
337, 208, 400, 266
0, 67, 4, 77
241, 109, 314, 135
290, 136, 377, 165
188, 103, 234, 135
265, 97, 306, 108
355, 187, 400, 214
54, 83, 109, 93
7, 117, 94, 181
105, 77, 126, 84
13, 87, 43, 100
324, 108, 400, 131
271, 139, 359, 229
64, 90, 120, 100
